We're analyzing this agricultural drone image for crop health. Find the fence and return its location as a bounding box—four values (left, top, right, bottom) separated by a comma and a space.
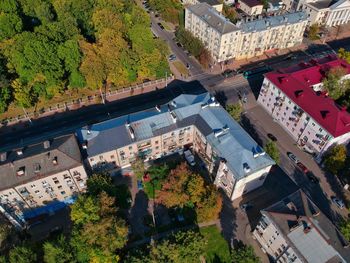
1, 76, 174, 127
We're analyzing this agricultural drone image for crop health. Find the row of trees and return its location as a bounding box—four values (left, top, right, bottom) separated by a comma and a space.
175, 27, 212, 68
0, 0, 170, 113
148, 0, 183, 24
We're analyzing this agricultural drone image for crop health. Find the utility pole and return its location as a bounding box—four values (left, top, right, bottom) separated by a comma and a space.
165, 71, 168, 88
22, 106, 32, 124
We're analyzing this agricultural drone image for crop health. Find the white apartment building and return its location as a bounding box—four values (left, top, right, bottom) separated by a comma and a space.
0, 135, 88, 228
253, 190, 350, 262
185, 3, 307, 62
182, 0, 223, 12
238, 0, 264, 16
257, 55, 350, 157
77, 93, 275, 201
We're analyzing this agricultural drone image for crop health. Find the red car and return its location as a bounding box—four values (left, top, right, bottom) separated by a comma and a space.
297, 162, 308, 173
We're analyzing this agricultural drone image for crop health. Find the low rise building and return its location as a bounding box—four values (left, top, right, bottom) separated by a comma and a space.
185, 3, 307, 62
0, 135, 88, 228
297, 0, 350, 26
257, 55, 350, 157
77, 92, 275, 201
253, 190, 350, 262
238, 0, 264, 16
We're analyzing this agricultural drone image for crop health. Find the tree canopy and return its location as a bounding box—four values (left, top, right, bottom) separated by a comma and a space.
323, 144, 347, 175
264, 140, 280, 164
0, 0, 170, 112
231, 244, 260, 263
226, 102, 243, 122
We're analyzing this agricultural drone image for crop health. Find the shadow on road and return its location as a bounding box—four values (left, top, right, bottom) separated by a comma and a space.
240, 114, 263, 146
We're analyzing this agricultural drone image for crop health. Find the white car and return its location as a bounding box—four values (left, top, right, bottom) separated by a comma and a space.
331, 197, 345, 209
184, 150, 196, 166
287, 152, 299, 164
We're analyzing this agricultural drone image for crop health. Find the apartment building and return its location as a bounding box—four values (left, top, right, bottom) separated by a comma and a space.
77, 93, 275, 201
253, 190, 350, 262
185, 3, 307, 62
257, 55, 350, 157
238, 0, 264, 16
0, 135, 87, 228
297, 0, 350, 26
182, 0, 223, 12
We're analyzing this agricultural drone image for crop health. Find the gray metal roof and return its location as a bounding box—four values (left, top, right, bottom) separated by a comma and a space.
262, 190, 350, 262
238, 11, 307, 33
0, 135, 83, 191
198, 0, 222, 6
77, 92, 274, 181
307, 0, 338, 9
187, 3, 238, 34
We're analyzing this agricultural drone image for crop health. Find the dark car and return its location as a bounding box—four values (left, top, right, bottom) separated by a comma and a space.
222, 69, 236, 78
267, 133, 277, 141
157, 22, 164, 30
306, 171, 319, 184
297, 162, 308, 173
176, 42, 183, 48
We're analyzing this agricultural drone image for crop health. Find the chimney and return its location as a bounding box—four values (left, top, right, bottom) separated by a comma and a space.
16, 149, 23, 156
43, 140, 50, 149
155, 105, 161, 112
0, 152, 6, 162
171, 100, 177, 108
303, 226, 311, 234
320, 110, 330, 119
295, 90, 304, 98
82, 141, 88, 149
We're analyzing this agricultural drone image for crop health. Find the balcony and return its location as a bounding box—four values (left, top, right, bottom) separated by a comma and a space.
137, 141, 152, 150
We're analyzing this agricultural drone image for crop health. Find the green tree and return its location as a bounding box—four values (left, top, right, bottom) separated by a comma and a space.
340, 219, 350, 242
131, 158, 146, 180
0, 86, 12, 113
12, 79, 37, 108
323, 144, 347, 175
0, 223, 11, 248
9, 245, 37, 263
338, 48, 350, 63
264, 140, 279, 164
308, 24, 320, 40
43, 235, 74, 263
231, 244, 260, 263
226, 102, 243, 122
323, 66, 348, 100
70, 194, 100, 225
87, 172, 116, 197
223, 4, 238, 23
0, 12, 22, 41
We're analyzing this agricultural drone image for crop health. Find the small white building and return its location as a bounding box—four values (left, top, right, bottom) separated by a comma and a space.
182, 0, 224, 12
297, 0, 350, 26
253, 190, 349, 262
238, 0, 264, 16
258, 55, 350, 157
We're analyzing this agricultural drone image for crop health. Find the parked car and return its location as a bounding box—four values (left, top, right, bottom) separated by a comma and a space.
168, 54, 176, 61
331, 197, 345, 209
222, 69, 237, 78
157, 22, 164, 30
287, 152, 299, 164
306, 171, 319, 184
137, 180, 143, 190
297, 162, 308, 173
240, 203, 253, 211
267, 133, 277, 141
184, 150, 196, 166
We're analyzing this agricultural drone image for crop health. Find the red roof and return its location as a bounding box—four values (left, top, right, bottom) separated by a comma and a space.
265, 56, 350, 137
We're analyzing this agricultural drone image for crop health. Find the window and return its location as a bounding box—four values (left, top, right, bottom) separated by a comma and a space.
34, 190, 40, 194
90, 158, 94, 162
312, 122, 315, 126
58, 185, 63, 189
30, 184, 36, 188
128, 146, 133, 150
155, 140, 159, 144
319, 128, 323, 132
60, 191, 66, 195
99, 155, 103, 160
110, 155, 115, 159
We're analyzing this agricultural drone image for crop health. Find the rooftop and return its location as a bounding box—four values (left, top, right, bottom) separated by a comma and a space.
307, 0, 341, 9
77, 92, 274, 180
0, 135, 83, 191
198, 0, 222, 6
238, 11, 307, 33
262, 190, 349, 262
187, 3, 238, 34
239, 0, 263, 7
265, 56, 350, 137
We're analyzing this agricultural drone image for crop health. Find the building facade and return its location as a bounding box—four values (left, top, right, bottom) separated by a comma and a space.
77, 93, 275, 201
257, 56, 350, 157
238, 0, 264, 16
0, 135, 88, 228
253, 190, 349, 262
185, 3, 307, 62
296, 0, 350, 26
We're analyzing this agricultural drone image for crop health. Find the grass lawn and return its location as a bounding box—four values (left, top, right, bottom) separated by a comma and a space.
172, 61, 189, 76
200, 226, 231, 263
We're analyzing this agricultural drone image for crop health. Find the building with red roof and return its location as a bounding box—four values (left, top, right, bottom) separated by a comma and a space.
258, 55, 350, 156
